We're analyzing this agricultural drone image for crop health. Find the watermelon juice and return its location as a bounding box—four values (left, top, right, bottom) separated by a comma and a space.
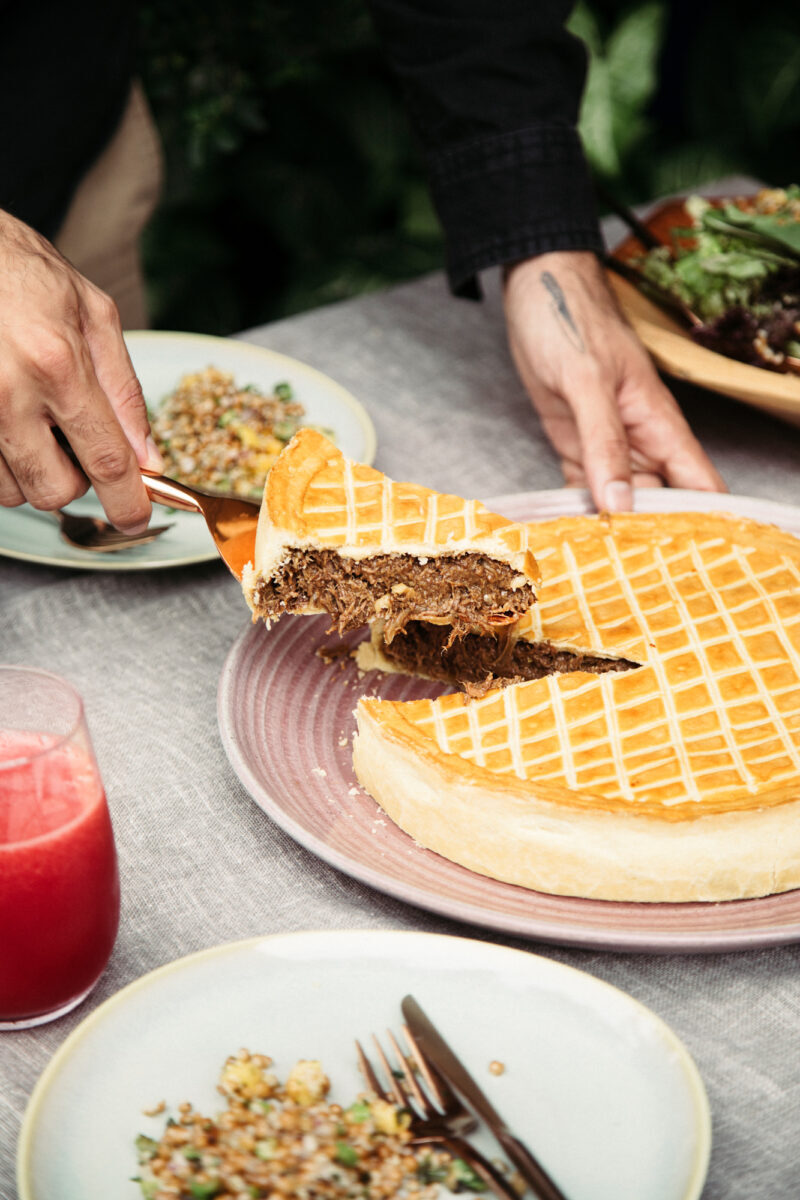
0, 729, 119, 1025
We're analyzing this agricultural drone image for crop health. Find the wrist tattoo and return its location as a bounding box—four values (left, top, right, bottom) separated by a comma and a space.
541, 271, 586, 353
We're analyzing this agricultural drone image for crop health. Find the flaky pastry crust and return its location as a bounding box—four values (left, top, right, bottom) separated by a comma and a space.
241, 430, 540, 615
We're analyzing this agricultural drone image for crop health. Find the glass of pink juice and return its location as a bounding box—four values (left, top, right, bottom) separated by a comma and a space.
0, 667, 119, 1029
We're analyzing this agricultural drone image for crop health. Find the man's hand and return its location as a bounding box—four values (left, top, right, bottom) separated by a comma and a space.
502, 250, 726, 510
0, 210, 163, 532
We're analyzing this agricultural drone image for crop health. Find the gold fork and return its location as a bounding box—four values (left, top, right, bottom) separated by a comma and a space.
43, 431, 259, 562
41, 470, 259, 564
356, 1029, 521, 1200
43, 507, 173, 552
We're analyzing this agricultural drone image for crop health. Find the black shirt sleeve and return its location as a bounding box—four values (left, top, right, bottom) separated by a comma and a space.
0, 0, 134, 239
368, 0, 603, 296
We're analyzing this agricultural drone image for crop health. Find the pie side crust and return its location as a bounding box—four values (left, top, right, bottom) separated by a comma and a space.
353, 701, 800, 902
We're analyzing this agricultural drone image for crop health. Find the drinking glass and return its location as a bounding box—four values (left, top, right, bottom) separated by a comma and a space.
0, 667, 120, 1029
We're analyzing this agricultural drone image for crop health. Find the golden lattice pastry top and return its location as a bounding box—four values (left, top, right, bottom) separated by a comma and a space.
243, 429, 540, 592
358, 511, 800, 821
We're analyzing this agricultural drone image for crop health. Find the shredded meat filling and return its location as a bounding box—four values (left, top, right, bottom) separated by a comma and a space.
381, 620, 639, 696
252, 550, 535, 640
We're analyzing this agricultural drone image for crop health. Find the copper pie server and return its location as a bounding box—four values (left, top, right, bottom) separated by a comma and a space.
141, 470, 259, 580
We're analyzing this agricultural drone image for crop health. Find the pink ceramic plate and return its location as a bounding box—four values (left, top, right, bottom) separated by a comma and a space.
217, 487, 800, 952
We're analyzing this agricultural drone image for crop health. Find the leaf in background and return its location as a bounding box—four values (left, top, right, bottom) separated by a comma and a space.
327, 77, 409, 208
569, 1, 666, 177
711, 204, 800, 257
697, 253, 772, 281
565, 2, 602, 57
577, 55, 620, 176
606, 3, 665, 114
683, 4, 800, 187
399, 182, 441, 243
568, 3, 618, 175
738, 23, 800, 139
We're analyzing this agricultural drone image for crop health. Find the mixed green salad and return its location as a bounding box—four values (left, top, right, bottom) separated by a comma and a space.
638, 187, 800, 370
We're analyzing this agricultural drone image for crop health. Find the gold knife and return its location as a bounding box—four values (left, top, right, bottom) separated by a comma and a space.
402, 995, 570, 1200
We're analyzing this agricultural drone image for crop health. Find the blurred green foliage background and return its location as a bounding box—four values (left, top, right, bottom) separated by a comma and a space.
137, 0, 800, 335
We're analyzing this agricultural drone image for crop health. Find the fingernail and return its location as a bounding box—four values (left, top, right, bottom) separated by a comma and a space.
144, 435, 164, 473
603, 480, 633, 512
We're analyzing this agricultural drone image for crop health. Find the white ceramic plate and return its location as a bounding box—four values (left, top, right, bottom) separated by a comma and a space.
17, 931, 710, 1200
0, 331, 376, 571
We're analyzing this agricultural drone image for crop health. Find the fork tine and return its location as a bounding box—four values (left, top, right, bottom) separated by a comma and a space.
93, 525, 173, 545
134, 533, 170, 543
385, 1028, 436, 1118
371, 1034, 410, 1109
356, 1032, 519, 1200
401, 1024, 461, 1114
401, 1024, 449, 1111
355, 1040, 386, 1100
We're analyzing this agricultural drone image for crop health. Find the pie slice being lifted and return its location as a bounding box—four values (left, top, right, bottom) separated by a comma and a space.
242, 429, 540, 639
353, 510, 800, 902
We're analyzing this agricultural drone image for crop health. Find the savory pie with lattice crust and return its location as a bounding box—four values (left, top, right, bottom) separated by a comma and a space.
353, 511, 800, 902
242, 430, 540, 639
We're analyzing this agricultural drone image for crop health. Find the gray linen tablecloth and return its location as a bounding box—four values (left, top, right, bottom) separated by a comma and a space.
2, 192, 800, 1198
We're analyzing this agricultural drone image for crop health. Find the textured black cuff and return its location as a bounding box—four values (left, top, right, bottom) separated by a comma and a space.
426, 123, 603, 298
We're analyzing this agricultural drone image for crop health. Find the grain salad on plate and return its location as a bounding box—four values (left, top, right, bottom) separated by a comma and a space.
150, 366, 308, 498
134, 1049, 492, 1199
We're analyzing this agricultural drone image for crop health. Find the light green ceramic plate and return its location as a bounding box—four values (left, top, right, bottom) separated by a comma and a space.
0, 331, 376, 571
18, 930, 711, 1200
